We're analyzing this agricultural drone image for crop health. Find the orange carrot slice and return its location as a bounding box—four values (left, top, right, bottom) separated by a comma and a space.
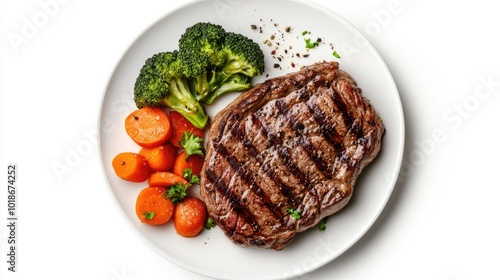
148, 172, 188, 188
135, 187, 174, 225
139, 144, 177, 172
173, 196, 207, 237
112, 152, 150, 182
125, 107, 172, 148
173, 151, 204, 177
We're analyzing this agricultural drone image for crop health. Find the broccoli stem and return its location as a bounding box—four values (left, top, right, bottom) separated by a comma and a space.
201, 81, 251, 105
193, 74, 210, 100
200, 73, 251, 105
190, 69, 220, 103
165, 77, 208, 129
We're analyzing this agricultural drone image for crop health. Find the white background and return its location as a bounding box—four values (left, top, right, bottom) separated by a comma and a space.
1, 0, 500, 280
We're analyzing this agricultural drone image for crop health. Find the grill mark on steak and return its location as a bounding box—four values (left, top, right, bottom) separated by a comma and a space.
212, 142, 286, 223
274, 98, 334, 180
276, 145, 310, 191
204, 168, 261, 233
260, 161, 297, 205
306, 102, 344, 152
229, 121, 259, 158
273, 99, 324, 196
215, 116, 229, 143
324, 85, 367, 168
296, 136, 332, 177
329, 87, 356, 135
250, 114, 269, 142
310, 86, 361, 169
228, 115, 298, 206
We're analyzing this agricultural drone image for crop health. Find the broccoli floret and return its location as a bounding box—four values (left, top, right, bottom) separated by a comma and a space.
176, 45, 216, 102
177, 22, 227, 101
176, 23, 265, 105
200, 31, 265, 104
133, 51, 208, 129
178, 22, 227, 68
219, 31, 265, 80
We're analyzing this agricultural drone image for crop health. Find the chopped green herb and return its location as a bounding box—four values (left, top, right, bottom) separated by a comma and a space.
164, 183, 188, 204
286, 208, 301, 219
333, 51, 341, 58
318, 217, 328, 231
179, 131, 204, 160
205, 217, 216, 230
143, 211, 155, 220
302, 30, 308, 36
183, 168, 200, 185
165, 168, 199, 204
304, 38, 319, 49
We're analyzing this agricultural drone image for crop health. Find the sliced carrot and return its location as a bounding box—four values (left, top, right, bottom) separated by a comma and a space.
139, 144, 177, 172
125, 107, 172, 148
173, 196, 207, 237
112, 152, 150, 182
135, 187, 174, 225
148, 172, 188, 188
173, 151, 204, 177
168, 111, 205, 148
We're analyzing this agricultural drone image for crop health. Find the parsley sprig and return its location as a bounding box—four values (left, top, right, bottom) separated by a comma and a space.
205, 217, 216, 230
318, 217, 328, 231
163, 168, 200, 204
179, 131, 204, 160
164, 183, 188, 204
302, 30, 320, 49
304, 38, 319, 49
143, 211, 155, 220
286, 208, 302, 219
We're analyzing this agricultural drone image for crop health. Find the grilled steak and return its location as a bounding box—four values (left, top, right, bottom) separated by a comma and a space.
200, 61, 384, 250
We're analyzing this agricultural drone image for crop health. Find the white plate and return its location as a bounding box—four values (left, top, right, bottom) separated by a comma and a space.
98, 0, 405, 279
